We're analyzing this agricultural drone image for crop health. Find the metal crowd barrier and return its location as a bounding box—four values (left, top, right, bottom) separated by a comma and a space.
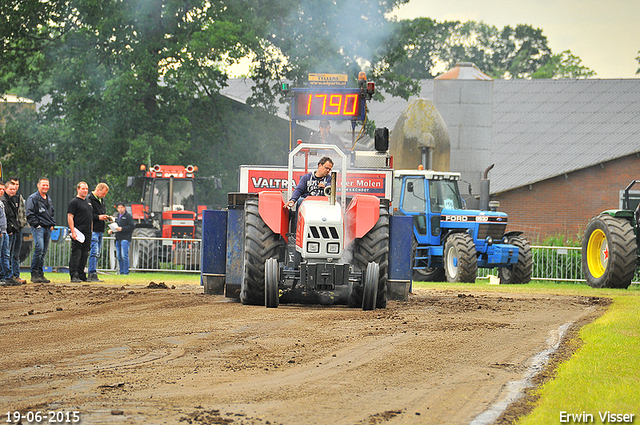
20, 236, 202, 274
18, 240, 640, 283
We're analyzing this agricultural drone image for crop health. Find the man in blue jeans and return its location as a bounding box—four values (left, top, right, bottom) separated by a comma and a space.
0, 181, 13, 285
26, 178, 56, 283
87, 183, 111, 282
109, 202, 134, 275
1, 181, 22, 286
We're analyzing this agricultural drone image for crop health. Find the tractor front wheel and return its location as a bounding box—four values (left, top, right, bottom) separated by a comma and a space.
362, 262, 379, 311
265, 258, 280, 308
444, 233, 477, 283
582, 214, 636, 289
498, 235, 533, 284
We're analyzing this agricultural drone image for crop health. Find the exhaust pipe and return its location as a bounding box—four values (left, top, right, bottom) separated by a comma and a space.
479, 164, 494, 211
421, 147, 433, 170
330, 171, 337, 206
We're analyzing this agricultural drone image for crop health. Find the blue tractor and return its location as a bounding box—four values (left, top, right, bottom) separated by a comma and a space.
392, 169, 532, 283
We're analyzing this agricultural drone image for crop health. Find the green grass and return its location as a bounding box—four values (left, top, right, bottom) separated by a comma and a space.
519, 293, 640, 424
38, 271, 202, 286
414, 280, 640, 423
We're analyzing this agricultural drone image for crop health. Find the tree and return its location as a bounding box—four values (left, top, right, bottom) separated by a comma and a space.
532, 50, 596, 79
378, 19, 558, 80
1, 0, 270, 188
0, 107, 59, 179
373, 18, 451, 98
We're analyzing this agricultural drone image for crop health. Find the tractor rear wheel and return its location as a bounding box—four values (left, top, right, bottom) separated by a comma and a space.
498, 235, 533, 284
582, 214, 637, 289
265, 258, 280, 308
241, 198, 283, 305
362, 262, 379, 311
131, 227, 160, 269
444, 233, 477, 283
348, 203, 389, 309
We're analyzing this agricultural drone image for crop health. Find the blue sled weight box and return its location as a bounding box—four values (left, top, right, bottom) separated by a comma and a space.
201, 210, 228, 295
388, 215, 413, 301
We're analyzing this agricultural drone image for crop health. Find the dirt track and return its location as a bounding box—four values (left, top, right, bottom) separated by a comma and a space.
0, 282, 606, 425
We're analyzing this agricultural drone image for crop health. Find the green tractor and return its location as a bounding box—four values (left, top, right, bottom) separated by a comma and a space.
581, 180, 640, 289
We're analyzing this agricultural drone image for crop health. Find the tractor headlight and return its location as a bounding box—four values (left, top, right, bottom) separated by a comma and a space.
327, 243, 340, 254
307, 242, 320, 253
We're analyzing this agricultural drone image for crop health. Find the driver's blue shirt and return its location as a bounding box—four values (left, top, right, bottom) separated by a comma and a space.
290, 172, 331, 203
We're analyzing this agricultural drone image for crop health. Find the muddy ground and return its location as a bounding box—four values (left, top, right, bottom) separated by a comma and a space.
0, 282, 607, 425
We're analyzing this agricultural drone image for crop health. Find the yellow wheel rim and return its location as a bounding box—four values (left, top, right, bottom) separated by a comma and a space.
586, 229, 608, 278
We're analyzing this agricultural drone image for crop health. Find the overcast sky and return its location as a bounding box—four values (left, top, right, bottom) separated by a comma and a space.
389, 0, 640, 79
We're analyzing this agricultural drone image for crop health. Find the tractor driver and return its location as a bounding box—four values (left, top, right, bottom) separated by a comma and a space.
284, 157, 334, 210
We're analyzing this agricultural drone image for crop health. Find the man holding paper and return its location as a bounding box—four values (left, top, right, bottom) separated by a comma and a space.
87, 182, 111, 282
68, 181, 93, 282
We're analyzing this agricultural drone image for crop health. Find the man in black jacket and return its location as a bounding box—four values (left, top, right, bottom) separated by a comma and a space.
8, 178, 27, 284
108, 202, 134, 275
26, 177, 55, 283
2, 181, 22, 284
87, 183, 111, 282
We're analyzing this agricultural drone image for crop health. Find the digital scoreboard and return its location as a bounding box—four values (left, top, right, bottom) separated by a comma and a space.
290, 88, 366, 121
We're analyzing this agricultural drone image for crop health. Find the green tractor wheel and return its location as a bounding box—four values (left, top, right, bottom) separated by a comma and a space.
581, 214, 637, 289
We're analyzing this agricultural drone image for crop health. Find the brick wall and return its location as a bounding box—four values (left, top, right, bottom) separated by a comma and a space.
494, 154, 640, 244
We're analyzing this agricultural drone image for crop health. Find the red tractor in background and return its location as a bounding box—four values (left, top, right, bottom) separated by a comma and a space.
127, 164, 208, 269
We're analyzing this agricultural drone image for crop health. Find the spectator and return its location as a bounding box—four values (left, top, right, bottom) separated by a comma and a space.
26, 177, 55, 283
0, 182, 15, 286
87, 183, 111, 282
108, 202, 134, 275
2, 181, 23, 285
8, 177, 27, 284
309, 120, 349, 152
68, 182, 93, 282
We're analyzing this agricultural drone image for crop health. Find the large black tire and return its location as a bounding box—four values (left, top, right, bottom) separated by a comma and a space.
240, 198, 283, 305
411, 237, 446, 282
131, 227, 161, 269
348, 203, 389, 309
444, 233, 477, 283
498, 235, 533, 284
362, 262, 379, 311
265, 258, 280, 308
582, 214, 637, 289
